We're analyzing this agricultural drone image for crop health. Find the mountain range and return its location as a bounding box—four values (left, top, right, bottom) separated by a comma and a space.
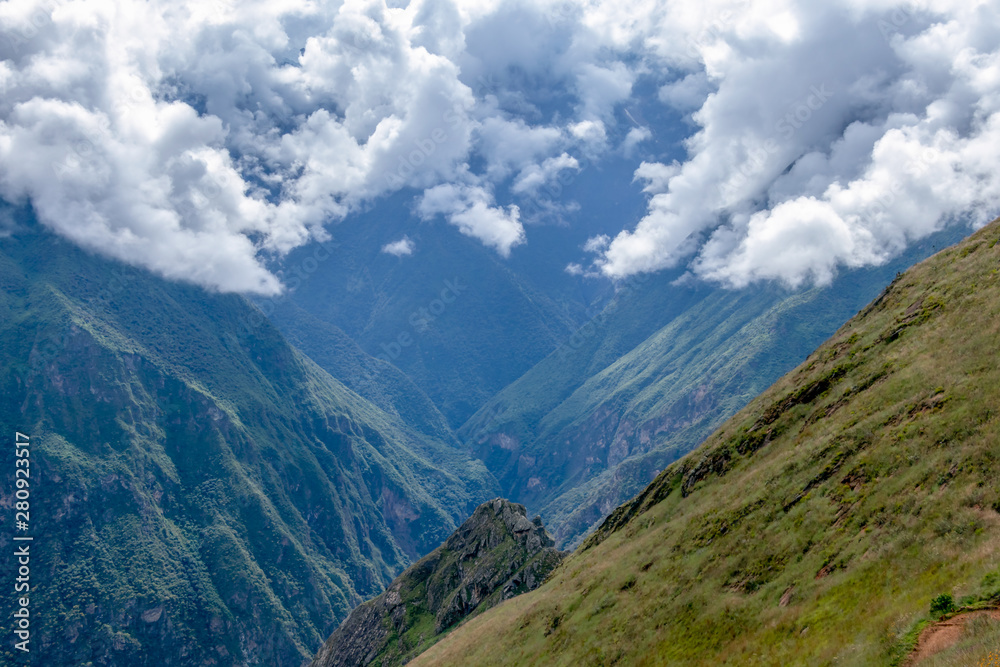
0, 222, 495, 666
0, 207, 981, 666
410, 217, 1000, 666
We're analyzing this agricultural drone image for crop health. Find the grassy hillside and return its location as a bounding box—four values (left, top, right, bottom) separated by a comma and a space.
463, 227, 968, 547
0, 227, 497, 666
413, 218, 1000, 666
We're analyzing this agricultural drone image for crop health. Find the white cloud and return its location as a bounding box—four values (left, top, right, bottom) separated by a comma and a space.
476, 117, 565, 182
511, 153, 580, 194
576, 61, 635, 120
382, 235, 415, 257
586, 0, 1000, 286
416, 183, 524, 256
1, 0, 997, 294
568, 119, 608, 151
659, 72, 712, 111
583, 234, 610, 252
621, 126, 652, 156
633, 161, 679, 193
0, 0, 599, 292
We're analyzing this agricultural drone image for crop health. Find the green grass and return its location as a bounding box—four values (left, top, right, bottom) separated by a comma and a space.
461, 228, 967, 548
920, 614, 1000, 666
412, 219, 1000, 666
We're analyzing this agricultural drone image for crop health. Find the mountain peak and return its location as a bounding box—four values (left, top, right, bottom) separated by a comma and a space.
310, 498, 564, 667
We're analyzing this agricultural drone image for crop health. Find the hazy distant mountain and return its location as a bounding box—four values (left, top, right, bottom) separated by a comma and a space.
272, 196, 589, 429
463, 227, 969, 547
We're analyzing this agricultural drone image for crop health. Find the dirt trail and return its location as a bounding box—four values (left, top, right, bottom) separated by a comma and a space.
906, 609, 1000, 665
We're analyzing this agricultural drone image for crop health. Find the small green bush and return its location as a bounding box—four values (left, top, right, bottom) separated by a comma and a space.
930, 593, 955, 617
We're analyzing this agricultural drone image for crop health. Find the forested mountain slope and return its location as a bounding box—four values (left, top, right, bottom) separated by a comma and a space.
276, 201, 582, 428
0, 228, 497, 666
464, 228, 968, 546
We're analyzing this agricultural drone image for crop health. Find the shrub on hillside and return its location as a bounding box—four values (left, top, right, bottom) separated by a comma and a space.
930, 593, 956, 617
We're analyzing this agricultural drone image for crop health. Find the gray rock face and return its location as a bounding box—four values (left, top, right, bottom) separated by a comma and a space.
310, 499, 566, 667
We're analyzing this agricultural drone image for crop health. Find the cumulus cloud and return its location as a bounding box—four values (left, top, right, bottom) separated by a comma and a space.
511, 153, 580, 194
621, 126, 652, 156
633, 161, 679, 193
659, 72, 712, 112
382, 235, 415, 257
585, 0, 1000, 286
416, 183, 524, 256
0, 0, 619, 292
1, 0, 997, 293
568, 119, 608, 152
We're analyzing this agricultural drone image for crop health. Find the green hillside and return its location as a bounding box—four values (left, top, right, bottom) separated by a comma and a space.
413, 218, 1000, 665
276, 203, 581, 428
463, 229, 968, 547
268, 300, 458, 448
0, 228, 497, 666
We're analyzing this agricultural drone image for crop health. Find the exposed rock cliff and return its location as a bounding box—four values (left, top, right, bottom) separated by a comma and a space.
310, 499, 565, 667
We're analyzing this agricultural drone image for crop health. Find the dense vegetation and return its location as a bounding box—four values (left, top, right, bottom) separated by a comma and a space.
0, 228, 496, 666
413, 219, 1000, 665
268, 300, 458, 448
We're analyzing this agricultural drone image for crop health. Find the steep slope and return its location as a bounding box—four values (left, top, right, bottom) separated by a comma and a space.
0, 227, 497, 666
463, 227, 968, 547
268, 300, 458, 448
413, 218, 1000, 666
310, 499, 564, 667
276, 196, 581, 428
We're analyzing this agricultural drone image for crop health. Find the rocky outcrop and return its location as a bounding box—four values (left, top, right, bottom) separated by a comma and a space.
309, 499, 566, 667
